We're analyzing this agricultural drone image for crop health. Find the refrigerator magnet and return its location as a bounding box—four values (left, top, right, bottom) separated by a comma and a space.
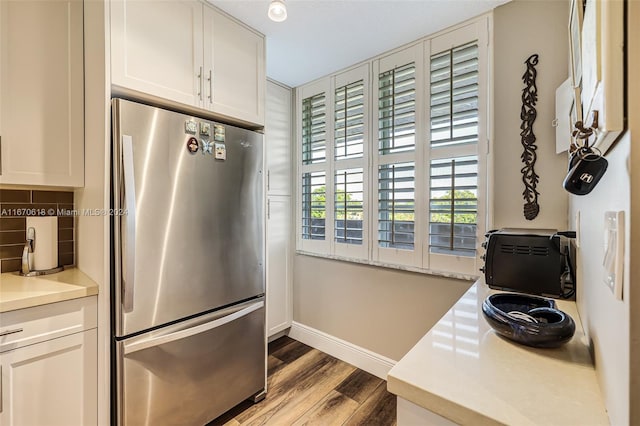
214, 143, 226, 160
214, 124, 225, 142
202, 140, 213, 155
200, 122, 211, 136
186, 137, 199, 154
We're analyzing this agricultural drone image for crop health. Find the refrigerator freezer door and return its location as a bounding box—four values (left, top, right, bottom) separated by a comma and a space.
115, 299, 266, 425
113, 99, 265, 336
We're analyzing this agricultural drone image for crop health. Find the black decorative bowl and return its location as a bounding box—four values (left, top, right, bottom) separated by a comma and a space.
482, 293, 576, 348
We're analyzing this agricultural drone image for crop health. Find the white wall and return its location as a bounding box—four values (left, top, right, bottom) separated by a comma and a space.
75, 1, 110, 424
569, 2, 639, 424
569, 134, 630, 426
492, 0, 569, 230
293, 255, 471, 361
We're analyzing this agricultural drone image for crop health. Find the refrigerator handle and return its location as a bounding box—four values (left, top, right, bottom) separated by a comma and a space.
123, 301, 264, 355
122, 135, 136, 312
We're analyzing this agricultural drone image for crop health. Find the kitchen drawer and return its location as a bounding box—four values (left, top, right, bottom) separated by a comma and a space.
0, 296, 97, 353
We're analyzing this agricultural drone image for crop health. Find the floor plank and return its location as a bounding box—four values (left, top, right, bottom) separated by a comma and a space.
291, 390, 360, 426
268, 336, 296, 354
270, 339, 313, 364
267, 355, 286, 377
210, 337, 396, 426
335, 369, 383, 404
343, 382, 396, 426
235, 350, 333, 424
243, 359, 355, 426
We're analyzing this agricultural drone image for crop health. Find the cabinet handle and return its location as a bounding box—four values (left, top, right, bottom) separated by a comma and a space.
267, 199, 271, 220
121, 136, 136, 313
0, 328, 23, 337
208, 70, 213, 103
267, 170, 270, 191
197, 66, 203, 101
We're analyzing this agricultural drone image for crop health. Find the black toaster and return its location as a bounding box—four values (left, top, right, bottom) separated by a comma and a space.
481, 229, 572, 298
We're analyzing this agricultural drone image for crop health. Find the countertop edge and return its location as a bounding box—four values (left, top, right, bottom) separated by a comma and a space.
0, 268, 100, 313
387, 280, 608, 426
387, 375, 501, 426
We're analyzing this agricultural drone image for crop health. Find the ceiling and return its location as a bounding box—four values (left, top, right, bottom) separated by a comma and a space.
208, 0, 511, 88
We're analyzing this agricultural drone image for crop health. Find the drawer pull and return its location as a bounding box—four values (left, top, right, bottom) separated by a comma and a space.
0, 328, 24, 337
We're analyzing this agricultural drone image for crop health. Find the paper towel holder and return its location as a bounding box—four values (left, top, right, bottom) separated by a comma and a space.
19, 226, 64, 277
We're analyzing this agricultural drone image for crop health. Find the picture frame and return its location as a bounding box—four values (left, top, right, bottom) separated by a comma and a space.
580, 0, 625, 155
569, 0, 583, 89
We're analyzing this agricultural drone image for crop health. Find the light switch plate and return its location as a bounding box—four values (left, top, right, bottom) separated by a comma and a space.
603, 210, 624, 300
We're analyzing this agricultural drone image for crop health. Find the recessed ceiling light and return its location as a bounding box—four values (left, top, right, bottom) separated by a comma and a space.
268, 0, 287, 22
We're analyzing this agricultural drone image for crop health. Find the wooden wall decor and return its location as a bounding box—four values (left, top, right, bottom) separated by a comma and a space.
520, 54, 541, 220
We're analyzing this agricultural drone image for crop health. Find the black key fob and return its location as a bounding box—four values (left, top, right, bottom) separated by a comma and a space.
563, 153, 608, 195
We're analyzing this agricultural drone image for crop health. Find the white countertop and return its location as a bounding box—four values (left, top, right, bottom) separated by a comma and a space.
387, 280, 609, 425
0, 268, 99, 313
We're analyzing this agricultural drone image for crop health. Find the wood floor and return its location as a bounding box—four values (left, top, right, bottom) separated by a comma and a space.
209, 336, 396, 426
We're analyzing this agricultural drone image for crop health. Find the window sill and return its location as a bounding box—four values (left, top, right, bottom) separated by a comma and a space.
295, 250, 479, 282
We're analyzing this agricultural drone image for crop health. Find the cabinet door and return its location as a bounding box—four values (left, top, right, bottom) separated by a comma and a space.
0, 0, 84, 187
0, 329, 97, 426
266, 81, 292, 196
267, 196, 292, 336
204, 6, 265, 126
111, 0, 203, 107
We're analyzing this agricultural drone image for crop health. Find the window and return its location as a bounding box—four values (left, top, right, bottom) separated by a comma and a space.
301, 171, 326, 240
297, 19, 488, 276
378, 162, 415, 250
333, 75, 367, 256
302, 93, 327, 165
428, 42, 480, 256
378, 63, 416, 155
334, 168, 364, 245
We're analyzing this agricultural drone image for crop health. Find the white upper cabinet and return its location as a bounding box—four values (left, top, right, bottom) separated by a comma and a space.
266, 81, 292, 196
0, 0, 84, 187
111, 0, 265, 127
205, 7, 265, 126
110, 0, 203, 107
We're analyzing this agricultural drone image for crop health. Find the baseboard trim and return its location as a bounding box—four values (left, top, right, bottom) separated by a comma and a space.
288, 322, 397, 380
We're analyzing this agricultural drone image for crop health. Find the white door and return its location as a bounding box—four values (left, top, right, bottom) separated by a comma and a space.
266, 81, 292, 196
0, 0, 84, 187
267, 196, 292, 336
111, 0, 203, 107
205, 6, 265, 126
0, 329, 97, 426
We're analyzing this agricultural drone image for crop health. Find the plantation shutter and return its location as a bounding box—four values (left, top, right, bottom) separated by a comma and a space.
335, 80, 365, 160
378, 64, 416, 155
300, 86, 328, 245
430, 42, 479, 148
302, 93, 327, 164
428, 41, 479, 257
334, 168, 364, 244
378, 162, 415, 249
301, 171, 326, 240
334, 80, 365, 245
376, 56, 417, 255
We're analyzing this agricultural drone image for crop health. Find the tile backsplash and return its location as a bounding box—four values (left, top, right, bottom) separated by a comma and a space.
0, 189, 74, 273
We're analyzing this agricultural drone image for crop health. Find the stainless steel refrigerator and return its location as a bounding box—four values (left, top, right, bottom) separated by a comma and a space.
112, 98, 266, 425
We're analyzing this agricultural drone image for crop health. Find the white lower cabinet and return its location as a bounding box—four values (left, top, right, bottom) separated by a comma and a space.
397, 397, 457, 426
0, 329, 97, 426
0, 297, 97, 426
267, 196, 292, 336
